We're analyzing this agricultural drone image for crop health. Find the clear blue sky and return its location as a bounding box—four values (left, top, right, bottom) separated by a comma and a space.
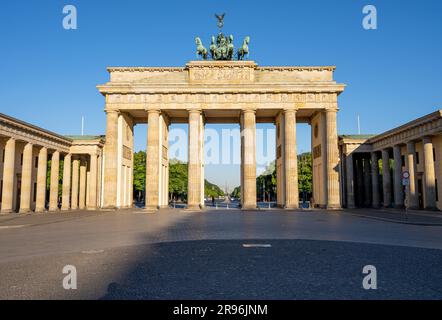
1, 0, 441, 190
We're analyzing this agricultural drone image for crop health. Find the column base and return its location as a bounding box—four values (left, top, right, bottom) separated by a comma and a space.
19, 208, 31, 214
241, 205, 257, 211
145, 205, 159, 212
0, 209, 13, 215
326, 204, 341, 210
61, 206, 71, 211
87, 206, 98, 211
48, 208, 59, 212
185, 204, 202, 211
424, 206, 438, 211
284, 205, 299, 210
34, 208, 46, 213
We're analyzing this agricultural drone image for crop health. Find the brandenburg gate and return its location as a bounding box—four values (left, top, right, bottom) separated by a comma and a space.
97, 60, 346, 210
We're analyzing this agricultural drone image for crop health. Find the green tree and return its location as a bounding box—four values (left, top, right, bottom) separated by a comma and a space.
133, 151, 146, 200
169, 159, 188, 201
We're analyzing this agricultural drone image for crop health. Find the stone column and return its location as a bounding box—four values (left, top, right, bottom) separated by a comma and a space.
35, 147, 48, 212
406, 141, 419, 209
241, 109, 257, 210
363, 156, 372, 207
145, 109, 160, 210
103, 110, 119, 208
49, 151, 60, 211
71, 157, 80, 210
284, 109, 299, 209
187, 109, 203, 210
381, 149, 392, 207
325, 110, 340, 209
356, 157, 364, 206
422, 136, 437, 210
371, 152, 380, 208
19, 143, 33, 213
79, 157, 87, 210
393, 145, 404, 208
88, 153, 98, 210
345, 153, 356, 208
61, 154, 72, 211
1, 138, 16, 214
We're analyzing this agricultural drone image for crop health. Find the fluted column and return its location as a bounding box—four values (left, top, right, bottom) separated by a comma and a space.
422, 136, 437, 210
187, 109, 203, 210
363, 156, 372, 207
1, 138, 16, 214
382, 149, 392, 207
406, 141, 419, 209
393, 145, 404, 208
35, 147, 48, 212
325, 110, 340, 209
284, 109, 299, 209
88, 153, 98, 210
49, 151, 60, 211
356, 157, 364, 206
61, 154, 72, 211
19, 143, 33, 213
71, 157, 80, 210
145, 109, 160, 210
371, 152, 380, 208
79, 157, 87, 210
241, 109, 257, 210
103, 110, 119, 208
345, 153, 355, 208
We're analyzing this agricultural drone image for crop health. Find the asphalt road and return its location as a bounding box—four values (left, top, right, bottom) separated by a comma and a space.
0, 208, 442, 299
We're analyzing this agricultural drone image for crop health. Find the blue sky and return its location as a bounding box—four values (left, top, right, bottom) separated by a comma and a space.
1, 0, 441, 190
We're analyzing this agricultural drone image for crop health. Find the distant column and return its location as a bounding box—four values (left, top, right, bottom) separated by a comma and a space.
363, 156, 372, 207
356, 156, 364, 207
35, 147, 48, 212
79, 157, 87, 210
61, 153, 72, 211
1, 138, 16, 214
422, 136, 437, 210
19, 143, 33, 213
371, 152, 380, 208
187, 109, 203, 210
71, 157, 80, 210
284, 109, 299, 209
103, 110, 119, 208
393, 145, 404, 208
406, 141, 419, 209
145, 109, 160, 210
241, 109, 257, 210
325, 110, 340, 209
88, 153, 98, 210
345, 153, 355, 208
48, 151, 60, 211
382, 149, 392, 208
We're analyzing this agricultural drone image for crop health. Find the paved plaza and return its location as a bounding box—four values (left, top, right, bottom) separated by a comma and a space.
1, 208, 442, 299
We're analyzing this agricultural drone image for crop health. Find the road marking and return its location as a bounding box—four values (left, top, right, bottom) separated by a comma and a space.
0, 225, 27, 230
81, 249, 105, 254
242, 244, 272, 248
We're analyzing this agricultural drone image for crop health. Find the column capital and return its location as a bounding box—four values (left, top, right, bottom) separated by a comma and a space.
105, 109, 121, 115
283, 108, 298, 114
187, 108, 202, 115
325, 108, 339, 113
241, 108, 256, 115
145, 108, 161, 115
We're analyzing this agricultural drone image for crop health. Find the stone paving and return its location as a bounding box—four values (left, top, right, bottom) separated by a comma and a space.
0, 208, 442, 299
